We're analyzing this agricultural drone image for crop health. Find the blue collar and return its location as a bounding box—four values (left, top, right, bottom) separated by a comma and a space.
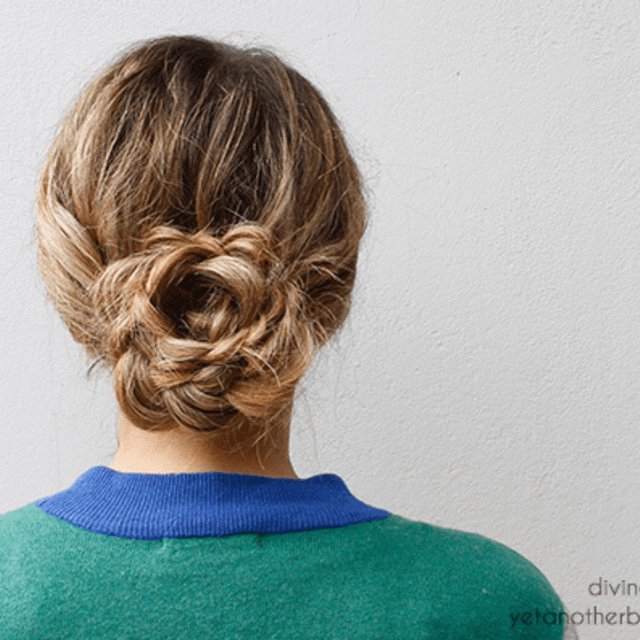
33, 466, 390, 540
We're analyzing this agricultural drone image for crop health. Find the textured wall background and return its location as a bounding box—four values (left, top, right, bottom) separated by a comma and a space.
2, 2, 639, 637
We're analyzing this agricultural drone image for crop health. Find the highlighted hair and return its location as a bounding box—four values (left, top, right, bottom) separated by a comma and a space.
36, 35, 366, 438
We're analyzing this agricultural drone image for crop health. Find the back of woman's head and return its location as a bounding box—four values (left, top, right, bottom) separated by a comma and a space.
36, 35, 366, 438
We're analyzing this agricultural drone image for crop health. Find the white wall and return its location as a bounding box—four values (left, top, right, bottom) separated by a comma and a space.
2, 2, 639, 637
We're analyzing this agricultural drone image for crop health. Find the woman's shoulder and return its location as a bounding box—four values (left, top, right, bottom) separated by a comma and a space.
332, 513, 567, 639
365, 513, 560, 590
376, 512, 554, 573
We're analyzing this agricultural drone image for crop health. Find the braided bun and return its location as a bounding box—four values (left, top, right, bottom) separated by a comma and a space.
36, 36, 366, 438
92, 224, 313, 432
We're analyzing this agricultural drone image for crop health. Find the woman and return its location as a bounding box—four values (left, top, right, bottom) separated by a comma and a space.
1, 35, 574, 639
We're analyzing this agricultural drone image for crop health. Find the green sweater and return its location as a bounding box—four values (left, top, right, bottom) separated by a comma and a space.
0, 467, 566, 639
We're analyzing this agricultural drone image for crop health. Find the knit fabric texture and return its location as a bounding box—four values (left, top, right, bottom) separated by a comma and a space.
0, 467, 565, 639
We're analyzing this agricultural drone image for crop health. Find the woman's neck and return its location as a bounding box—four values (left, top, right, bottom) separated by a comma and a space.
108, 407, 299, 478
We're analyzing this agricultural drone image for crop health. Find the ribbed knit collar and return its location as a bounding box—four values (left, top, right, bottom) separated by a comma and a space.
33, 466, 390, 540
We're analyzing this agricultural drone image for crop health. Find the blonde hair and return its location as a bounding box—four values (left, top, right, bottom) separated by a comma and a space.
36, 35, 366, 441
